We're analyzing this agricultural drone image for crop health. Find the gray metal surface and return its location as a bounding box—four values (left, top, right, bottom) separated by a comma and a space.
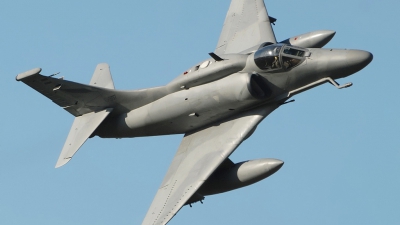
142, 104, 278, 225
56, 108, 113, 168
280, 30, 336, 48
15, 0, 373, 224
198, 158, 284, 196
16, 69, 169, 116
215, 0, 277, 55
89, 63, 115, 89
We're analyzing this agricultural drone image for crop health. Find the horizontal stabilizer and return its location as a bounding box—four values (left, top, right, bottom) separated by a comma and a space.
16, 66, 170, 117
16, 67, 118, 116
56, 108, 113, 168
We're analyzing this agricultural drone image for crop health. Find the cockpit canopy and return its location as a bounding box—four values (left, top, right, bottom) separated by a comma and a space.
254, 43, 307, 71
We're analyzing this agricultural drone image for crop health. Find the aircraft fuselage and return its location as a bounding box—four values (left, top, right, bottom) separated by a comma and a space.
15, 1, 374, 222
96, 46, 372, 138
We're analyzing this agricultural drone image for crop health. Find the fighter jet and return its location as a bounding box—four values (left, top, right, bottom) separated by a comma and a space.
16, 0, 372, 224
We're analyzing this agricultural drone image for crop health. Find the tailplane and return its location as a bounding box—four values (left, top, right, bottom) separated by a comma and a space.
57, 63, 115, 167
16, 63, 117, 117
55, 108, 113, 168
16, 63, 117, 167
17, 63, 169, 167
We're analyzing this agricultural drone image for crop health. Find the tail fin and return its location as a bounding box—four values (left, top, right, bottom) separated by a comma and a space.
89, 63, 115, 89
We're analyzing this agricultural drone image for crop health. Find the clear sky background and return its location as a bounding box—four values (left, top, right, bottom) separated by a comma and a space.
1, 0, 399, 224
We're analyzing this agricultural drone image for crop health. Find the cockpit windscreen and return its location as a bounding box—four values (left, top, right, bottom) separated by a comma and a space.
254, 44, 283, 70
283, 47, 305, 57
254, 44, 306, 71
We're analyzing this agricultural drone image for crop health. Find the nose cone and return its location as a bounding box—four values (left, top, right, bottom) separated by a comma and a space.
315, 30, 336, 48
262, 158, 284, 175
320, 49, 373, 79
285, 30, 336, 48
236, 158, 284, 184
324, 30, 337, 38
346, 50, 373, 74
265, 158, 284, 167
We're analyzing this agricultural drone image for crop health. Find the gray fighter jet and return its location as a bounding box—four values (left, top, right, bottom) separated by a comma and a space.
16, 0, 372, 224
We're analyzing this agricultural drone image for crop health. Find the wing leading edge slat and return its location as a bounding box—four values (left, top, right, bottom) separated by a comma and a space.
142, 104, 278, 225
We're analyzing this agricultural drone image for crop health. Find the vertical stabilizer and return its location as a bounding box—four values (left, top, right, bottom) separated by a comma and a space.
89, 63, 115, 89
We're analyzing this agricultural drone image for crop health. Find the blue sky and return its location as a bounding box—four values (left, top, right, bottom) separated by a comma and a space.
1, 0, 399, 224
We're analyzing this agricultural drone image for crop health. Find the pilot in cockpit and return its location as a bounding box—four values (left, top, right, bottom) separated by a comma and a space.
254, 44, 305, 71
264, 55, 274, 69
272, 56, 280, 69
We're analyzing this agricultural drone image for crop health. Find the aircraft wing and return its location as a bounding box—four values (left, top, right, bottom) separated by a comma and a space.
142, 104, 278, 225
215, 0, 277, 55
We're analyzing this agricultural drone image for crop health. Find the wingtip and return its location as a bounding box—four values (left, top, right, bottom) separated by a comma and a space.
55, 158, 71, 168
